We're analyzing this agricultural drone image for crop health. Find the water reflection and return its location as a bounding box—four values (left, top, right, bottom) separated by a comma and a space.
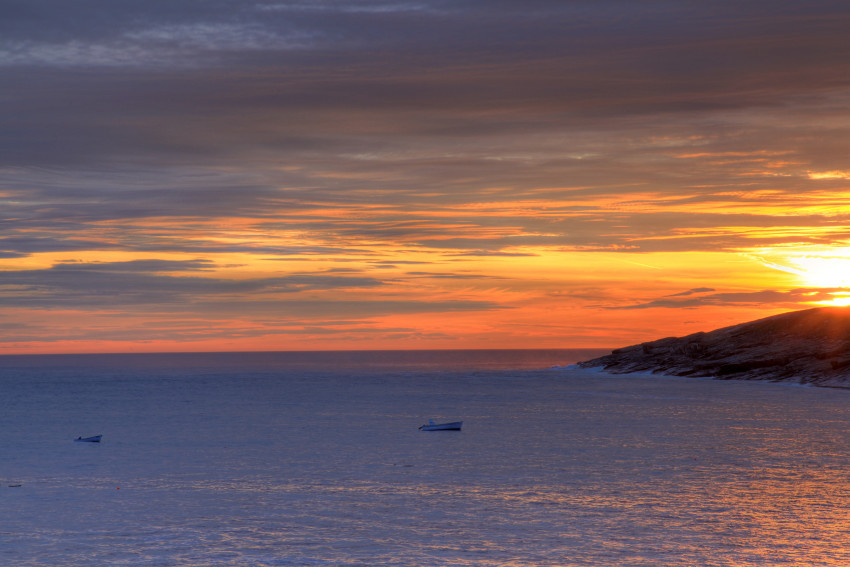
3, 359, 850, 566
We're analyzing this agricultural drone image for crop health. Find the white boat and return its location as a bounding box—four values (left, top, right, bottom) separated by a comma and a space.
74, 435, 102, 443
419, 420, 463, 431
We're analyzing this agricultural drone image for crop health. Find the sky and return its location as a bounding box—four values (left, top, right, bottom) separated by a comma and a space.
3, 0, 850, 354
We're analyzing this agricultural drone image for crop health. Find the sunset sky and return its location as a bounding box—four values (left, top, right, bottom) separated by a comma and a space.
3, 0, 850, 354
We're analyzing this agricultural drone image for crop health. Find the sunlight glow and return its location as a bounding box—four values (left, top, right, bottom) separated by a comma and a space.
807, 170, 850, 180
823, 295, 850, 307
789, 257, 850, 288
755, 247, 850, 306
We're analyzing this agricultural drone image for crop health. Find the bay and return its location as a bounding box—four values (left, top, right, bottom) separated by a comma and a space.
1, 350, 848, 566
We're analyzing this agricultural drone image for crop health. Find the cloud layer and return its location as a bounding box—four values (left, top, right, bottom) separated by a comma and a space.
3, 1, 850, 352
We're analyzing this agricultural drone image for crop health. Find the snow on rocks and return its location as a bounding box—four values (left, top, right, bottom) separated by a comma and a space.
578, 307, 850, 388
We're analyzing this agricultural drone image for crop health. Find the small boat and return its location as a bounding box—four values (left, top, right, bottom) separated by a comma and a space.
74, 435, 102, 443
419, 419, 463, 431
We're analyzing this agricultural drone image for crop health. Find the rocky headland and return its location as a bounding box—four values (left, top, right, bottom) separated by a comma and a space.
578, 307, 850, 388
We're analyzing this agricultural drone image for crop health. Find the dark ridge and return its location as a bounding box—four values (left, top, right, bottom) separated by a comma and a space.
578, 307, 850, 388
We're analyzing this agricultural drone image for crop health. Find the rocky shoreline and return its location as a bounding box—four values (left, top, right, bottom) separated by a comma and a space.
578, 307, 850, 388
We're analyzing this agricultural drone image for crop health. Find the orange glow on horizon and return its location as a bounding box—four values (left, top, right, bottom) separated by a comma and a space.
0, 246, 812, 355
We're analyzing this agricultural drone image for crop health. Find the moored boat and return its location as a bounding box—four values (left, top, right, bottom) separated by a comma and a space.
74, 435, 102, 443
419, 420, 463, 431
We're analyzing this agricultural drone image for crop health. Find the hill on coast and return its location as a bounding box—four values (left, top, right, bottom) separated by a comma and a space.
578, 307, 850, 388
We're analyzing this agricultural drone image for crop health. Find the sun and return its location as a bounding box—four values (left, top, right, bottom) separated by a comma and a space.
788, 256, 850, 288
755, 248, 850, 306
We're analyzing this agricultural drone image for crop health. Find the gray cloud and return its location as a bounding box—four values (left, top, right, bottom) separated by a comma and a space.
666, 288, 715, 297
190, 299, 506, 318
0, 259, 506, 325
1, 317, 427, 344
0, 237, 122, 255
0, 261, 386, 308
51, 259, 216, 272
607, 289, 842, 310
4, 1, 850, 169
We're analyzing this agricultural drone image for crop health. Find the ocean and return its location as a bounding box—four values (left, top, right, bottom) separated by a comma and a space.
2, 349, 849, 566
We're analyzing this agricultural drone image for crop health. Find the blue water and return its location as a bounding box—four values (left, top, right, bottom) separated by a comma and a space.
2, 350, 849, 566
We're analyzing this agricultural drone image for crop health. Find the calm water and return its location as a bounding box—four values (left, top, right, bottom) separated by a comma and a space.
1, 350, 849, 566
